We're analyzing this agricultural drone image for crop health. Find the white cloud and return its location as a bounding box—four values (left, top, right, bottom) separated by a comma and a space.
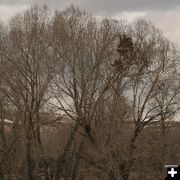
113, 7, 180, 48
0, 3, 180, 48
114, 11, 147, 22
146, 6, 180, 47
0, 5, 27, 22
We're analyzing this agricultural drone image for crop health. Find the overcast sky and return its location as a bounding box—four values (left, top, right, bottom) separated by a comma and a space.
0, 0, 180, 47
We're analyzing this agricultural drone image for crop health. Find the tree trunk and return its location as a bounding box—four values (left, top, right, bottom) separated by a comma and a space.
120, 128, 139, 180
25, 138, 34, 180
107, 170, 117, 180
36, 113, 50, 180
0, 163, 4, 180
25, 114, 34, 180
55, 123, 79, 180
71, 140, 85, 180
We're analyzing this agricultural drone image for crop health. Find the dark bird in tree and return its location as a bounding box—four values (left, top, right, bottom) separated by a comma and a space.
84, 124, 95, 144
112, 33, 134, 71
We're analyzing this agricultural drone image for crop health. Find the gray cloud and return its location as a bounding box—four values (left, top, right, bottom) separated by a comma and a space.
0, 0, 180, 47
0, 0, 25, 6
0, 0, 180, 15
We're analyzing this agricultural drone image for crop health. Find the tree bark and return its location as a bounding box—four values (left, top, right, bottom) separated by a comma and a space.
25, 115, 34, 180
55, 123, 79, 180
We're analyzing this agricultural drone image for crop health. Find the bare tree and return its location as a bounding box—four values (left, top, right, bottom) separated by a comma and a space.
0, 5, 179, 180
113, 20, 180, 180
0, 6, 57, 180
50, 6, 124, 179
